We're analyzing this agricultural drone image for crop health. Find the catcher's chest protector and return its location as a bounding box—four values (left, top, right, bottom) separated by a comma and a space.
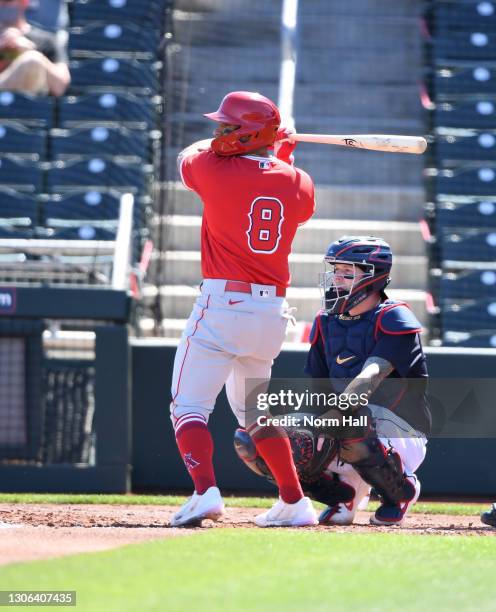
319, 301, 407, 380
321, 310, 378, 379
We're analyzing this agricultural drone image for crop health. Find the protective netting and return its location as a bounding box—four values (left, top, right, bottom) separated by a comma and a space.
149, 0, 428, 342
41, 360, 96, 465
424, 0, 496, 347
0, 318, 96, 465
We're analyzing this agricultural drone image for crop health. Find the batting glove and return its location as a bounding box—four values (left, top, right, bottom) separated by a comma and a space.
273, 126, 297, 165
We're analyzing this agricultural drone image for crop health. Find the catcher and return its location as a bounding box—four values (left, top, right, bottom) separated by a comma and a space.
236, 235, 431, 526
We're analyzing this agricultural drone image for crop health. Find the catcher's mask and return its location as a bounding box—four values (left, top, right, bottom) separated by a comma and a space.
204, 91, 281, 156
319, 235, 392, 315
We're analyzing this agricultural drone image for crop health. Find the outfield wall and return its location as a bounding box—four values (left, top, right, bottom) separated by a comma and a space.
131, 342, 496, 497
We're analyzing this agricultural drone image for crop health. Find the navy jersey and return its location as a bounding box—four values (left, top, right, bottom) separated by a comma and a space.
304, 300, 431, 434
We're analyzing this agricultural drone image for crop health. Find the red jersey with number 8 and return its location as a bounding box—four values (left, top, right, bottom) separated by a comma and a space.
179, 149, 315, 287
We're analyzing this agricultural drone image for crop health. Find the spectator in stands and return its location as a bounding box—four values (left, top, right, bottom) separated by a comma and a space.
0, 0, 70, 96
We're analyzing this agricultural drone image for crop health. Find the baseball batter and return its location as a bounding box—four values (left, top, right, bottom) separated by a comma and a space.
170, 91, 318, 527
235, 236, 431, 526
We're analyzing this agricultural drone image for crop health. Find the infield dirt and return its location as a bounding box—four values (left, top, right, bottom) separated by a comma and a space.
0, 503, 494, 566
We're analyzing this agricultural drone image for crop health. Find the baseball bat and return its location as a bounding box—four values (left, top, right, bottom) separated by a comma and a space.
290, 133, 427, 155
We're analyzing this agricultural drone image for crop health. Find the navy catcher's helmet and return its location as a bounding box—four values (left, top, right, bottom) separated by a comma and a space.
320, 235, 392, 314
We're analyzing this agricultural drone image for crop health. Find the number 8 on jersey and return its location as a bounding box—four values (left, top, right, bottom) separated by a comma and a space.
247, 197, 284, 254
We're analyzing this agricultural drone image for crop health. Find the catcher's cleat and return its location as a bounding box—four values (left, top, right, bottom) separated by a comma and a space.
319, 501, 356, 526
370, 475, 420, 526
254, 496, 318, 527
481, 503, 496, 527
169, 486, 225, 527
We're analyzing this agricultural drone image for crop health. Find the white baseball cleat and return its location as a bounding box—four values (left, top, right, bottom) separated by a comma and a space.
254, 496, 318, 527
170, 486, 225, 527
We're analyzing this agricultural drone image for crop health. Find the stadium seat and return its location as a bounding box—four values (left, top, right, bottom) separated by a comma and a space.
0, 226, 33, 239
433, 1, 496, 32
50, 126, 149, 160
0, 123, 46, 158
69, 23, 160, 57
442, 297, 496, 332
49, 226, 117, 241
433, 30, 496, 62
70, 0, 167, 26
69, 58, 160, 94
58, 92, 158, 128
0, 91, 54, 127
42, 189, 151, 222
440, 269, 496, 300
434, 63, 496, 97
0, 188, 39, 225
435, 98, 496, 129
0, 156, 44, 192
433, 164, 496, 196
442, 329, 496, 348
46, 157, 152, 193
439, 228, 496, 263
435, 129, 496, 164
27, 0, 64, 32
435, 196, 496, 229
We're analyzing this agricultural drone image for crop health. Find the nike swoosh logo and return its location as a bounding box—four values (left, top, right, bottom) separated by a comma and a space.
228, 299, 244, 306
336, 355, 355, 365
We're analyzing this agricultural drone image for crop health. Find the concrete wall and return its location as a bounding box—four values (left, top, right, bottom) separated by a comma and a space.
131, 343, 496, 497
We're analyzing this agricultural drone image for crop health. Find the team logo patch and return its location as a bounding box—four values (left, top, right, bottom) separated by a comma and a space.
183, 452, 200, 471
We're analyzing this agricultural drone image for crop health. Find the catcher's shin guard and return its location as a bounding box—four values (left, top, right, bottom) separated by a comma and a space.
234, 428, 274, 480
340, 436, 415, 506
234, 427, 338, 488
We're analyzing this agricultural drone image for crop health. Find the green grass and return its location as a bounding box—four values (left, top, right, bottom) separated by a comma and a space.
1, 530, 495, 611
0, 493, 487, 516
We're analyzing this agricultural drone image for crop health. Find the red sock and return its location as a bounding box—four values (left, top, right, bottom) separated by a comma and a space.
253, 427, 303, 504
175, 421, 216, 494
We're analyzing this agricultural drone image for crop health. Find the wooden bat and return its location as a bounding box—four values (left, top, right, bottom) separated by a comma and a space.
290, 133, 427, 155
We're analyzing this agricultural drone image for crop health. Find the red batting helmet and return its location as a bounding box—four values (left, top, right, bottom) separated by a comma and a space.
204, 91, 281, 156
